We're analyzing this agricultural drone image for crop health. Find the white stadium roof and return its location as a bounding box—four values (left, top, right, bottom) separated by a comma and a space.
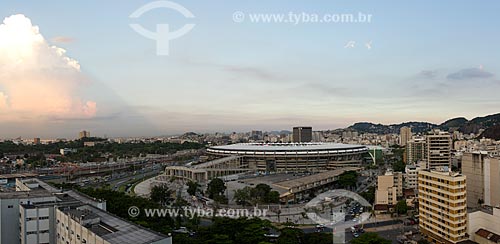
208, 143, 367, 152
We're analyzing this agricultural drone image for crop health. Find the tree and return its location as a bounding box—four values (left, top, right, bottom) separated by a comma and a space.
393, 161, 405, 172
234, 184, 280, 205
277, 227, 304, 244
251, 183, 280, 204
303, 232, 333, 244
417, 239, 431, 244
204, 217, 273, 244
266, 190, 280, 204
150, 184, 173, 206
350, 233, 391, 244
338, 171, 358, 189
207, 178, 226, 200
187, 180, 201, 196
253, 183, 272, 201
234, 186, 252, 206
360, 186, 375, 204
213, 194, 228, 204
395, 200, 408, 215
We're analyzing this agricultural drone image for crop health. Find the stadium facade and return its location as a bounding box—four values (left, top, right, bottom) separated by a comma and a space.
163, 143, 368, 184
206, 143, 368, 172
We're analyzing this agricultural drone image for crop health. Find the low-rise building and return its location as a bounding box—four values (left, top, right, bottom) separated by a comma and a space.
375, 170, 403, 208
0, 178, 172, 244
56, 205, 170, 244
468, 207, 500, 244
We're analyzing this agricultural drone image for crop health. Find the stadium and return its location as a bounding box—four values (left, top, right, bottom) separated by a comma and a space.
162, 143, 369, 202
206, 143, 368, 172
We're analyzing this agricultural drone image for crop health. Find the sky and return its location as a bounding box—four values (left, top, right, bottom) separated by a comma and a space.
0, 1, 499, 138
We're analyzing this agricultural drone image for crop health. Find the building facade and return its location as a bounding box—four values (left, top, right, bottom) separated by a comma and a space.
426, 130, 452, 169
407, 137, 427, 164
293, 127, 312, 143
400, 126, 412, 146
0, 178, 171, 244
418, 170, 467, 244
468, 207, 500, 244
405, 164, 421, 189
207, 143, 368, 173
462, 152, 500, 208
167, 143, 368, 183
375, 170, 403, 207
78, 130, 90, 139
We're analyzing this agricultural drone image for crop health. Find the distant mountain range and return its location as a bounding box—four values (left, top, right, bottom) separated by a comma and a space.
348, 113, 500, 140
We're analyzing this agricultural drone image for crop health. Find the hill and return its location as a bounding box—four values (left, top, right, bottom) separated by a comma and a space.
349, 122, 436, 134
347, 113, 500, 139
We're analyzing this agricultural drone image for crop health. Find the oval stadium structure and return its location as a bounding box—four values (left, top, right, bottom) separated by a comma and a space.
206, 143, 368, 172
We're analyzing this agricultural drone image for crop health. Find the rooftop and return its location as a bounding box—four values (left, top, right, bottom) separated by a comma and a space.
193, 155, 242, 169
0, 173, 38, 179
209, 143, 367, 152
274, 167, 360, 190
75, 205, 167, 244
476, 228, 500, 243
0, 186, 53, 199
63, 205, 169, 244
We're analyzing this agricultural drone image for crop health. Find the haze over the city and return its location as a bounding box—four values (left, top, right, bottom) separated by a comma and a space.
0, 0, 499, 138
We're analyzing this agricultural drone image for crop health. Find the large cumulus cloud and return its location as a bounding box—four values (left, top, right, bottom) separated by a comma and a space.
0, 14, 96, 121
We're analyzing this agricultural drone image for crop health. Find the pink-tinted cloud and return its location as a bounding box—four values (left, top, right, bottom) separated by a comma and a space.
51, 36, 75, 44
0, 14, 96, 121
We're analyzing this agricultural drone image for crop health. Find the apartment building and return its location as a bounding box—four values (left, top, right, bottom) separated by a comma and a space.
407, 136, 427, 164
468, 207, 500, 244
293, 126, 312, 142
400, 126, 412, 146
375, 170, 403, 207
426, 130, 452, 169
418, 169, 468, 244
405, 164, 421, 189
56, 205, 170, 244
0, 178, 171, 244
462, 152, 500, 208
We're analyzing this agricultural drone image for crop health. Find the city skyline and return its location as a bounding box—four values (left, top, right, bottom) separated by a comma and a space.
1, 1, 499, 138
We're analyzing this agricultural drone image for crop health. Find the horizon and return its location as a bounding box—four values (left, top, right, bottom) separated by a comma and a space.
1, 1, 499, 138
1, 111, 495, 140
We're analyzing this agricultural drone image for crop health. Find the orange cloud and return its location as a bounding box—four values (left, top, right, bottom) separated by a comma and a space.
0, 14, 96, 121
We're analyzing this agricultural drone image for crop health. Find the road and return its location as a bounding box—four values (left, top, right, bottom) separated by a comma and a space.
299, 219, 409, 244
110, 169, 160, 192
